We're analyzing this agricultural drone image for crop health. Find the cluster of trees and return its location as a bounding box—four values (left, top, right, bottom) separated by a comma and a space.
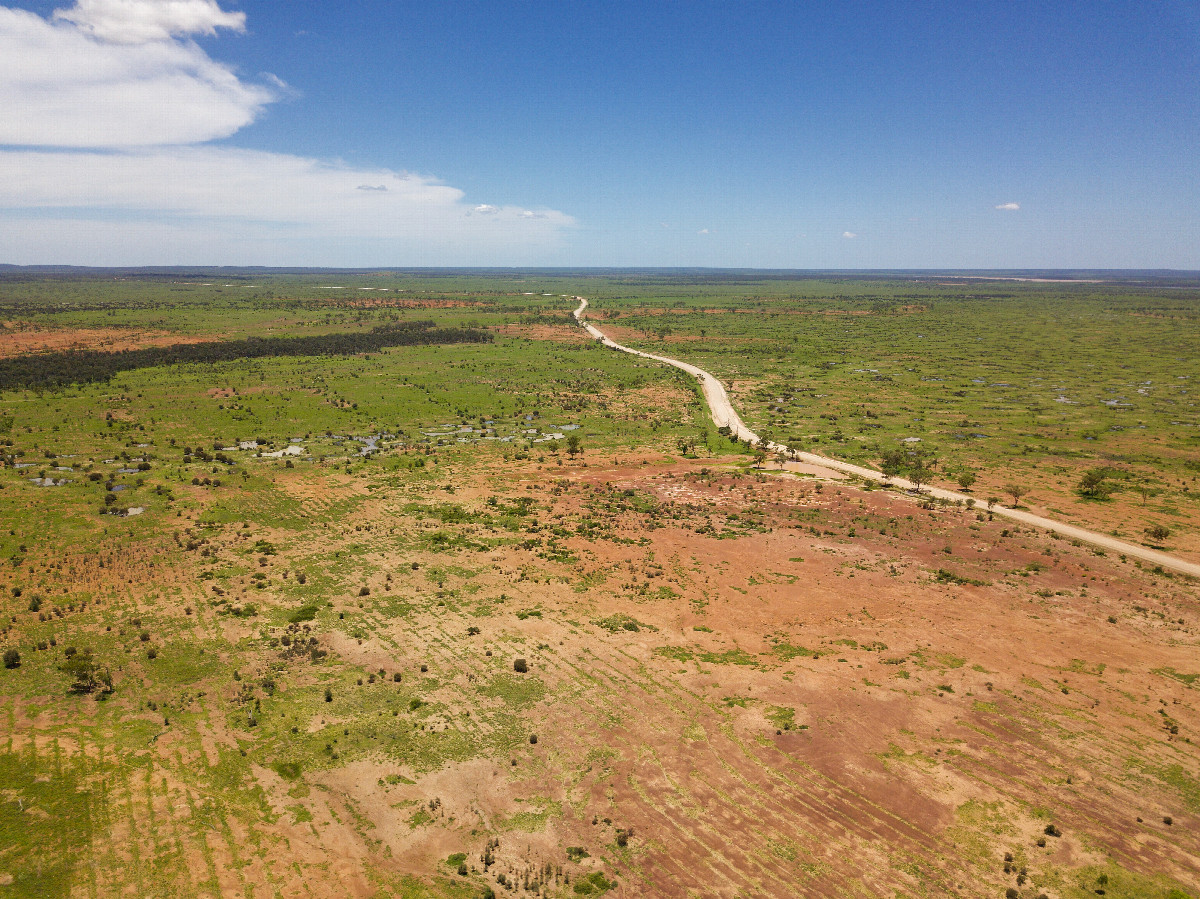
0, 322, 493, 389
880, 448, 938, 490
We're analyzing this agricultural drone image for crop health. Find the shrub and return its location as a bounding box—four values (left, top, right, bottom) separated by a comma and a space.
359, 586, 370, 596
273, 761, 301, 780
1145, 524, 1170, 543
513, 658, 528, 673
27, 595, 41, 612
289, 604, 318, 624
324, 688, 333, 702
529, 733, 538, 744
3, 648, 19, 669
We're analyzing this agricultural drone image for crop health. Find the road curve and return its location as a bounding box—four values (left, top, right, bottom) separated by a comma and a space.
571, 297, 1200, 578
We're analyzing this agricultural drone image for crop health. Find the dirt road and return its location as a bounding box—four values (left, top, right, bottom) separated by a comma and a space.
572, 297, 1200, 577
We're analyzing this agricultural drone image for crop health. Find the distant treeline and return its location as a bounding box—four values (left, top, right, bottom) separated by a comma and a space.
0, 321, 492, 390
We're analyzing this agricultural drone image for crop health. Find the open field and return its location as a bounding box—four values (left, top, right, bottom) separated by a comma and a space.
0, 270, 1197, 899
578, 275, 1200, 563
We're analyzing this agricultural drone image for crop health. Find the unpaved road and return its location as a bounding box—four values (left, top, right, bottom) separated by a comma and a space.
572, 297, 1200, 578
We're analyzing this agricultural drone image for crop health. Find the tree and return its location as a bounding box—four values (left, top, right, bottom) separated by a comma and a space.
566, 434, 582, 457
60, 649, 113, 695
1077, 468, 1113, 499
956, 469, 976, 491
3, 648, 19, 669
1004, 484, 1029, 506
908, 461, 932, 492
1145, 524, 1170, 544
879, 450, 904, 482
1137, 480, 1155, 506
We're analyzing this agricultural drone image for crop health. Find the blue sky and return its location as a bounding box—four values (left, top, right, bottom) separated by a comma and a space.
2, 0, 1198, 267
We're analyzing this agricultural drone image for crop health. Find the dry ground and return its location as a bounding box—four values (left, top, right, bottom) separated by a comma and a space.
0, 323, 214, 356
4, 449, 1198, 898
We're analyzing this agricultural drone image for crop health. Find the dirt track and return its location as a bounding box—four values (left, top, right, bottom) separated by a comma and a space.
572, 297, 1200, 578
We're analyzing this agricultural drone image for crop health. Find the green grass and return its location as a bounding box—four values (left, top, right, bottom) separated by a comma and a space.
0, 747, 97, 898
581, 276, 1200, 542
1, 270, 1197, 898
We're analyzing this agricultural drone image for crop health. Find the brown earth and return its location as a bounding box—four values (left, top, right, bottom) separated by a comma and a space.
492, 323, 592, 343
4, 451, 1198, 898
0, 323, 214, 357
245, 456, 1197, 896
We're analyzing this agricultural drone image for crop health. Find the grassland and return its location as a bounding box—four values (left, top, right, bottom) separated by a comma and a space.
579, 275, 1200, 560
0, 269, 1197, 899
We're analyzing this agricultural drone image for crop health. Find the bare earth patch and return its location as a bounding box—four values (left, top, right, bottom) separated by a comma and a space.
0, 323, 214, 357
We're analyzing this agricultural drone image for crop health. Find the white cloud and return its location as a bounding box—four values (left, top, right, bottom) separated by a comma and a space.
698, 228, 710, 234
0, 148, 575, 264
0, 5, 274, 146
0, 3, 574, 264
995, 202, 1020, 211
53, 0, 245, 44
842, 231, 857, 239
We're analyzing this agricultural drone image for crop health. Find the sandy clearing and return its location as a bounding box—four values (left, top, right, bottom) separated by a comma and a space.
571, 296, 1200, 578
0, 325, 214, 358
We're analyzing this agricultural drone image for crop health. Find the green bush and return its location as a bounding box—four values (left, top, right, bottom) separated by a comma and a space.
289, 604, 319, 623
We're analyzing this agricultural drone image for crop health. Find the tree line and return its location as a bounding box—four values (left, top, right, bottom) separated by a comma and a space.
0, 322, 493, 390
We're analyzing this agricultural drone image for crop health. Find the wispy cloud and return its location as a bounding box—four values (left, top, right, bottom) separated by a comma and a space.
842, 231, 857, 239
698, 228, 711, 234
0, 148, 575, 264
53, 0, 245, 44
0, 1, 574, 264
995, 202, 1020, 211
